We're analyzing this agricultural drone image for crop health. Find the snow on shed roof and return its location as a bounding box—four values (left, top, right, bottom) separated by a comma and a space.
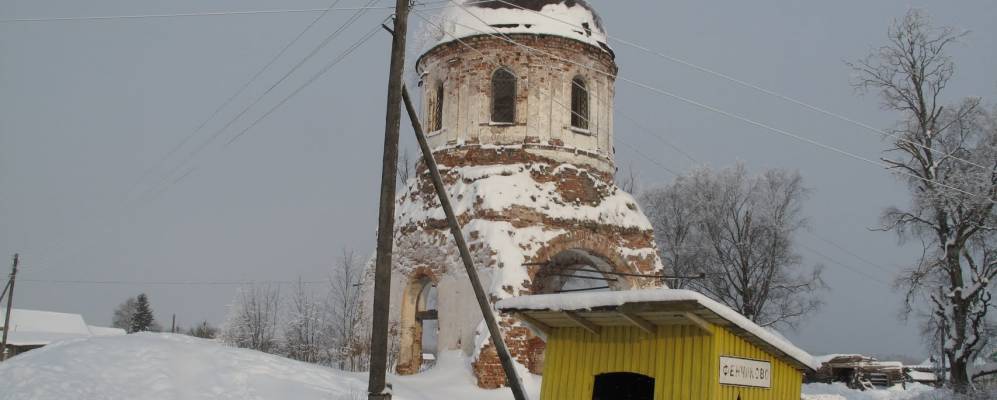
1, 309, 94, 346
497, 288, 819, 371
1, 309, 90, 335
430, 0, 611, 55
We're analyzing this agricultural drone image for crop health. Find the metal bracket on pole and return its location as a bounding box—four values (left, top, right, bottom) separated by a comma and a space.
401, 85, 529, 400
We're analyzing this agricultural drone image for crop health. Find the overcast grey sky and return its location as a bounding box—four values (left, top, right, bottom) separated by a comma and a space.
2, 0, 995, 358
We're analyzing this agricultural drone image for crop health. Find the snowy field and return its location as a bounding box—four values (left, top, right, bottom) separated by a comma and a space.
0, 333, 537, 400
0, 333, 986, 400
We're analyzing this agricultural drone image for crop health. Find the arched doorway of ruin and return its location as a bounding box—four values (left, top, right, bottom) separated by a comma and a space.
524, 248, 636, 374
417, 283, 439, 371
532, 248, 635, 294
396, 274, 439, 375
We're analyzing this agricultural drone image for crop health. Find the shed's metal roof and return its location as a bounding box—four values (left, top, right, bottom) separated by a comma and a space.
497, 289, 819, 371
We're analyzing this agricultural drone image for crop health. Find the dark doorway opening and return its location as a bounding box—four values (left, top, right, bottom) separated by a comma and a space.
592, 372, 654, 400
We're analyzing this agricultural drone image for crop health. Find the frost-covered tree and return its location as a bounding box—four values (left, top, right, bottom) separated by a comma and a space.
221, 285, 282, 354
112, 296, 138, 332
328, 249, 371, 371
850, 9, 997, 393
639, 164, 825, 329
186, 321, 218, 339
283, 279, 326, 363
129, 294, 157, 333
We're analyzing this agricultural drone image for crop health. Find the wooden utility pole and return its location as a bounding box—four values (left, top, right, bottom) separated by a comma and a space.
401, 86, 528, 400
367, 0, 410, 398
1, 254, 19, 361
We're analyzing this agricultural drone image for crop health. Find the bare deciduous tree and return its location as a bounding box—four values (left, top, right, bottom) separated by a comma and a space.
617, 162, 639, 194
850, 9, 997, 393
221, 284, 282, 354
398, 150, 413, 187
639, 178, 700, 290
328, 249, 372, 371
639, 164, 825, 329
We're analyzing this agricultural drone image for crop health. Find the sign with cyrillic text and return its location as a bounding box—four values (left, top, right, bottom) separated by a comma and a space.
719, 356, 772, 388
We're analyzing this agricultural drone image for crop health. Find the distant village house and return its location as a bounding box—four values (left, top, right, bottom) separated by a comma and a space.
1, 309, 124, 359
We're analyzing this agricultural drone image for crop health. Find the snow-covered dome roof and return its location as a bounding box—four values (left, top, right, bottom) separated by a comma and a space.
429, 0, 611, 55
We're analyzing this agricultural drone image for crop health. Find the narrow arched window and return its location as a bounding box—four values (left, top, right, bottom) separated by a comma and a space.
429, 82, 444, 132
491, 68, 517, 123
571, 76, 589, 130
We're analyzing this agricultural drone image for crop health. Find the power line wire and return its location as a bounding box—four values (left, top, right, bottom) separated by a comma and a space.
134, 0, 383, 203
797, 242, 892, 287
17, 5, 391, 273
129, 0, 348, 198
414, 7, 689, 176
0, 2, 464, 23
489, 0, 992, 173
804, 230, 897, 275
616, 107, 699, 165
616, 138, 680, 177
0, 1, 467, 23
19, 279, 328, 286
225, 24, 384, 147
0, 7, 388, 23
422, 6, 897, 289
150, 22, 385, 194
432, 5, 994, 203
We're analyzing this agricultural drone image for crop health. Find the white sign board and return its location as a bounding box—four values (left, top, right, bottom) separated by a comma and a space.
719, 356, 772, 388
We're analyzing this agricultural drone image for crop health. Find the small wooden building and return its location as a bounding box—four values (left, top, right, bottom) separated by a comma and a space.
1, 309, 125, 359
497, 289, 818, 400
807, 354, 905, 389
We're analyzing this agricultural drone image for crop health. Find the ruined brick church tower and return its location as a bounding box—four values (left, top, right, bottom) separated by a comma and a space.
387, 0, 664, 388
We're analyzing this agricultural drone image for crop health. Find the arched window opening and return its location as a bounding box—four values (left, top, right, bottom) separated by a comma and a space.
532, 249, 628, 294
417, 283, 439, 371
571, 76, 590, 130
429, 82, 444, 132
491, 68, 517, 123
592, 372, 655, 400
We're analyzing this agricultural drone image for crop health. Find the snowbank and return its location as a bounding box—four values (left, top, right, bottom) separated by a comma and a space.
802, 383, 937, 400
0, 333, 537, 400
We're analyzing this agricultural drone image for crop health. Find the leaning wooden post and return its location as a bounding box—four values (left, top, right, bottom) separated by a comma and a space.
1, 254, 19, 361
367, 0, 411, 398
401, 85, 528, 400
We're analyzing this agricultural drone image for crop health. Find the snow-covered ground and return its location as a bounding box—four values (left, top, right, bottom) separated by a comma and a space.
803, 383, 936, 400
0, 333, 537, 400
2, 333, 983, 400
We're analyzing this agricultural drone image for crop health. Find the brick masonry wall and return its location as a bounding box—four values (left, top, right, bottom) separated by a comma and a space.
391, 147, 662, 386
415, 34, 620, 175
389, 31, 663, 389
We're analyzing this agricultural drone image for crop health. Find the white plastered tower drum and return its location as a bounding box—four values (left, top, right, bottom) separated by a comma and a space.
386, 0, 666, 388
